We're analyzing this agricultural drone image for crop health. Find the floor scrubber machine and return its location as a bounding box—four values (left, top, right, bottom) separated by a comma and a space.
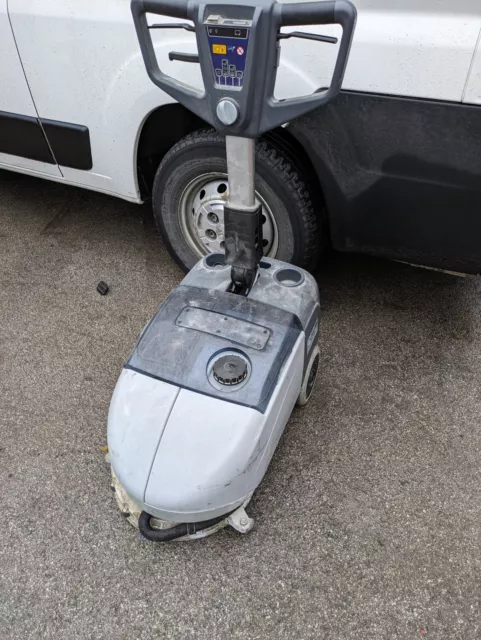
108, 0, 356, 541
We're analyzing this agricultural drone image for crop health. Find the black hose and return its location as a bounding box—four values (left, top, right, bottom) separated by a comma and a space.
138, 510, 232, 542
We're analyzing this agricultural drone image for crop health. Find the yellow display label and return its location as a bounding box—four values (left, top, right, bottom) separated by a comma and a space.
212, 44, 227, 55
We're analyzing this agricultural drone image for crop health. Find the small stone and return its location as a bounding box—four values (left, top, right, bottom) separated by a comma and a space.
97, 281, 109, 295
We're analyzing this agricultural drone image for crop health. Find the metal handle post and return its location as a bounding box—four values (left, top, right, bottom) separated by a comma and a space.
226, 137, 256, 210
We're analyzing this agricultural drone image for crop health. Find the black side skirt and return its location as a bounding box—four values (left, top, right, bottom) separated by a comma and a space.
0, 110, 92, 170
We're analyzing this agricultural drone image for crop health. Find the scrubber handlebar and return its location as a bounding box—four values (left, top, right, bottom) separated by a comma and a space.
131, 0, 356, 136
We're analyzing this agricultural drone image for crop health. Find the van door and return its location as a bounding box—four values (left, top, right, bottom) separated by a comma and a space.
0, 0, 61, 176
462, 29, 481, 105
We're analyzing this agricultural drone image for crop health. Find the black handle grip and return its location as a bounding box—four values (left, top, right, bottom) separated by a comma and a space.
131, 0, 357, 136
281, 0, 355, 27
149, 22, 195, 31
140, 0, 189, 20
131, 0, 211, 124
277, 31, 338, 44
169, 51, 200, 63
260, 0, 357, 133
281, 0, 336, 26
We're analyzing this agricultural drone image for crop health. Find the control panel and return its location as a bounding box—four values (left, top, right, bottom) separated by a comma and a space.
205, 15, 252, 90
132, 0, 357, 137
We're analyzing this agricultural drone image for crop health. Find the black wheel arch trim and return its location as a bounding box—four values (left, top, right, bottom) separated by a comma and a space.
287, 90, 481, 275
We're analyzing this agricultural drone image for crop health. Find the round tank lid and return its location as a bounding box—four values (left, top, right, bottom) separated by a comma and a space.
212, 354, 248, 386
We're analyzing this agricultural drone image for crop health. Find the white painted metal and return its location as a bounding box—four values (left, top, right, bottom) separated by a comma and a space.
0, 0, 60, 175
462, 28, 481, 104
5, 0, 481, 199
8, 0, 202, 199
276, 0, 481, 103
0, 1, 34, 116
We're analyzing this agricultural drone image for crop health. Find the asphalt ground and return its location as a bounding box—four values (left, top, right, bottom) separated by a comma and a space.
0, 168, 480, 640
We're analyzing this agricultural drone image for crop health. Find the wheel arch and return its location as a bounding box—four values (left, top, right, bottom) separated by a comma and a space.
135, 104, 327, 226
135, 103, 205, 199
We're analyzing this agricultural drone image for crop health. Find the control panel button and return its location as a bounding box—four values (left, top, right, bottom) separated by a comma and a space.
212, 44, 227, 55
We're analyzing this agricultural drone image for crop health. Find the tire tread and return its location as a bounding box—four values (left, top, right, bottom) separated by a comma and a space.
152, 128, 320, 272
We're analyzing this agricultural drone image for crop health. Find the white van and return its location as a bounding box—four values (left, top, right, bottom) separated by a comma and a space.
1, 0, 481, 273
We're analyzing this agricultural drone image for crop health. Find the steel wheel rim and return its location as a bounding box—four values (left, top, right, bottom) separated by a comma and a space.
178, 172, 279, 259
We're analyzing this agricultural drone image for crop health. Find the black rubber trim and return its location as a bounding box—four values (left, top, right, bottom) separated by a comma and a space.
0, 110, 92, 170
138, 509, 235, 542
41, 118, 93, 170
0, 110, 55, 164
288, 90, 481, 274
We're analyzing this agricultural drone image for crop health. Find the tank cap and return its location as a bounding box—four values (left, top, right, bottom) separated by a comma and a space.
212, 354, 248, 385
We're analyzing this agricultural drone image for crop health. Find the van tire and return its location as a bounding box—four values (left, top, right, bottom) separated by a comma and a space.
152, 128, 321, 273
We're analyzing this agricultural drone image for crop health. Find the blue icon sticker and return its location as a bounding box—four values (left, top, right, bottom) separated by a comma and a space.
206, 26, 250, 89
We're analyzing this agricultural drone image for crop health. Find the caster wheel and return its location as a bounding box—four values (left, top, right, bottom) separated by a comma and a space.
297, 345, 320, 406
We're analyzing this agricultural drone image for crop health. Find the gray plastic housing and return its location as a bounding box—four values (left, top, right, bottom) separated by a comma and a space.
127, 284, 301, 412
131, 0, 356, 136
185, 254, 320, 365
108, 255, 320, 523
126, 255, 320, 412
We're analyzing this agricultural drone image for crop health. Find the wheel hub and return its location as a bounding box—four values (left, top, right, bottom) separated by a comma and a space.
180, 175, 278, 258
194, 192, 226, 253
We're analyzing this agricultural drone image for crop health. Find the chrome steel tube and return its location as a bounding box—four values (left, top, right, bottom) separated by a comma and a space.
225, 136, 255, 209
